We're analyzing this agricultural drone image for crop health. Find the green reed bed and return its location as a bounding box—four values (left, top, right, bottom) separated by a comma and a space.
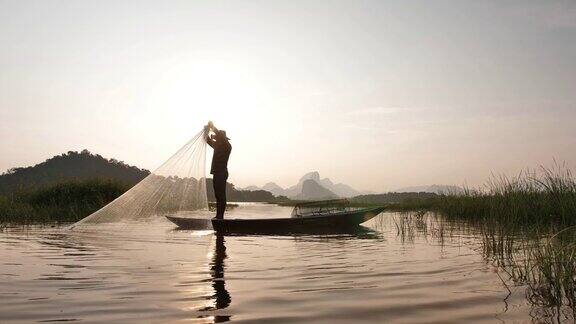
525, 232, 576, 309
0, 180, 243, 225
424, 167, 576, 317
434, 167, 576, 229
383, 166, 576, 318
483, 228, 576, 321
0, 179, 128, 224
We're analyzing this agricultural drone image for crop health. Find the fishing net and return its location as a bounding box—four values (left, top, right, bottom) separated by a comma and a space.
71, 129, 209, 228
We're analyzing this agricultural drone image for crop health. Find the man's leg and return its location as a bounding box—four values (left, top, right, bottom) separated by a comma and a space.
218, 172, 228, 219
213, 174, 222, 219
214, 172, 227, 219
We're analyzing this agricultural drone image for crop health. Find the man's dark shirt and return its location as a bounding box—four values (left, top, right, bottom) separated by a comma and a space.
207, 139, 232, 174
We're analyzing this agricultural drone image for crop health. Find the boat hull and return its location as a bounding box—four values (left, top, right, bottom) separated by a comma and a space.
166, 206, 385, 234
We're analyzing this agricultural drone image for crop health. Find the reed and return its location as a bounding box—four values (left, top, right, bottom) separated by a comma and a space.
433, 166, 576, 230
0, 179, 128, 224
401, 165, 576, 316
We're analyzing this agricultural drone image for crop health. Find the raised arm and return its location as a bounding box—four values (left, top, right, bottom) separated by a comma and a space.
204, 123, 216, 148
209, 121, 219, 133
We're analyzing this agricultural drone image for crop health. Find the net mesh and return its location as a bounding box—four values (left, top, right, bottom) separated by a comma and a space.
71, 130, 209, 228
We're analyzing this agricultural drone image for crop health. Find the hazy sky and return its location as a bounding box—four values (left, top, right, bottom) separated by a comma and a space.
1, 0, 575, 192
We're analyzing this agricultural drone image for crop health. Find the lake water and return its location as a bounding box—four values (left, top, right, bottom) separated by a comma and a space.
0, 203, 540, 323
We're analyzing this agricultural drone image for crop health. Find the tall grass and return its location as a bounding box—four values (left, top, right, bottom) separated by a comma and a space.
421, 165, 576, 317
434, 166, 576, 230
384, 166, 576, 318
0, 179, 128, 224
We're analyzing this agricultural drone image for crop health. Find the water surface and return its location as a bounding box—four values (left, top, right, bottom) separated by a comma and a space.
1, 203, 536, 323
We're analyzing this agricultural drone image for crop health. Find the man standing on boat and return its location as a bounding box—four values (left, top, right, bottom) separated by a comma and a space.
204, 121, 232, 219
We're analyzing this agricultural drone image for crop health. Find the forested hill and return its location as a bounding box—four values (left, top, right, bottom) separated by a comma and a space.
0, 150, 150, 194
0, 150, 288, 203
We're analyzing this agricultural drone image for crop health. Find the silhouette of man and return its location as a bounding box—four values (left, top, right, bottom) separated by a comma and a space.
205, 121, 232, 219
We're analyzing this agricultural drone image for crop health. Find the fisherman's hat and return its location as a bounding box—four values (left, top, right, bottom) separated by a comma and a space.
218, 130, 230, 140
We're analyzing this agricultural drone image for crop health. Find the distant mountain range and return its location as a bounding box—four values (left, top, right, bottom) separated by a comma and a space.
1, 151, 463, 202
242, 171, 372, 200
393, 184, 463, 194
243, 172, 464, 200
295, 179, 338, 200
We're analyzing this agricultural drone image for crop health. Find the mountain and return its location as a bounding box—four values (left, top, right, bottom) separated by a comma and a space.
284, 171, 321, 197
294, 179, 338, 200
244, 171, 365, 200
295, 172, 367, 198
242, 182, 289, 197
393, 184, 464, 194
206, 179, 284, 202
262, 182, 287, 197
321, 178, 362, 197
301, 171, 321, 182
0, 150, 150, 194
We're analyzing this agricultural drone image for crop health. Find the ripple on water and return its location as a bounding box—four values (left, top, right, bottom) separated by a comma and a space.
0, 206, 535, 323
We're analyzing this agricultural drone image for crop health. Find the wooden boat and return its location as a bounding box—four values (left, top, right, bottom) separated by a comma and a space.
166, 204, 385, 234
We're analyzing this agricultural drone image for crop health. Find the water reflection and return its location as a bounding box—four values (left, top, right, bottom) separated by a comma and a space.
204, 233, 231, 322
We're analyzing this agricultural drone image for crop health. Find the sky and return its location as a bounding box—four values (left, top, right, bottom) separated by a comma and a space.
1, 0, 575, 192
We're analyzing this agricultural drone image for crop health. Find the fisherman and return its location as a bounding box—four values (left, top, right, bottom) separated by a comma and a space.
204, 121, 232, 219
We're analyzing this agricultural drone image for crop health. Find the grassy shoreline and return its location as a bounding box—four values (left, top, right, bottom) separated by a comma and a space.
0, 179, 129, 224
0, 179, 246, 225
3, 167, 575, 227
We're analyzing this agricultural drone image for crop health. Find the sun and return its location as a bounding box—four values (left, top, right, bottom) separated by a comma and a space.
145, 55, 267, 131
